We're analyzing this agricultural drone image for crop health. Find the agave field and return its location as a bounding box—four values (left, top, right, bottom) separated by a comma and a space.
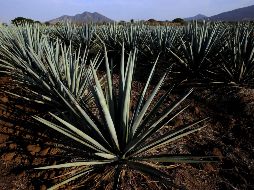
0, 21, 254, 189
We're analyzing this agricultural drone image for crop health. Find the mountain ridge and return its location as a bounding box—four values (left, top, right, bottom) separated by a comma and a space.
185, 5, 254, 21
49, 4, 254, 24
209, 5, 254, 21
49, 11, 113, 24
184, 14, 208, 21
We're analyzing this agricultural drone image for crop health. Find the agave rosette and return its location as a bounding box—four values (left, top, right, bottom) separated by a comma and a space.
0, 24, 99, 110
217, 24, 254, 86
33, 44, 211, 189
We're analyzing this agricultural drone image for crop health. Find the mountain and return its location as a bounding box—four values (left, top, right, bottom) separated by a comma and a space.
209, 5, 254, 21
185, 5, 254, 22
49, 11, 113, 24
184, 14, 208, 21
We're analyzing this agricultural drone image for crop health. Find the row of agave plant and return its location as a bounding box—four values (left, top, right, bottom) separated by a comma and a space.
49, 21, 254, 87
0, 21, 252, 189
2, 21, 253, 86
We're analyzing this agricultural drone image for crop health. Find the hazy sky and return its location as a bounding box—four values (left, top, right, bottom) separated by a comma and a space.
0, 0, 254, 23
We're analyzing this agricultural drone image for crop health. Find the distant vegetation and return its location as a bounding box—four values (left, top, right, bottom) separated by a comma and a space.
171, 18, 185, 23
11, 17, 41, 25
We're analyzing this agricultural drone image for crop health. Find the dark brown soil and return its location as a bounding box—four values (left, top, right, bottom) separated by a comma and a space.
0, 76, 254, 189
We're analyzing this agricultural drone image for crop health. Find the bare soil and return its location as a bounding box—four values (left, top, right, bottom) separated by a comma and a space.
0, 76, 254, 189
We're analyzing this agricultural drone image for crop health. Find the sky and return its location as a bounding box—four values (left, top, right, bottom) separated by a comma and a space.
0, 0, 254, 23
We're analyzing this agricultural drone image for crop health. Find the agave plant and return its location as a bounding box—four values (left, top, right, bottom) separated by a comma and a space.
33, 44, 211, 189
216, 24, 254, 86
50, 22, 78, 46
96, 23, 123, 52
121, 24, 149, 52
50, 22, 96, 51
168, 21, 226, 83
96, 24, 150, 56
146, 26, 180, 56
0, 24, 99, 110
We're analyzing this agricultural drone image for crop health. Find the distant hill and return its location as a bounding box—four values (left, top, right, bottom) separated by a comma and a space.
184, 14, 208, 21
49, 11, 113, 24
209, 5, 254, 21
185, 5, 254, 22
